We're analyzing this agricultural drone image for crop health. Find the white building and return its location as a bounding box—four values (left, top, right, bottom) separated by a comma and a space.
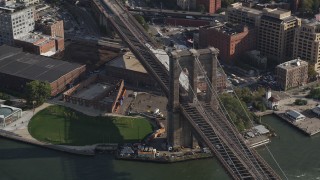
0, 4, 35, 45
0, 104, 22, 127
264, 89, 279, 110
286, 110, 305, 122
253, 125, 270, 135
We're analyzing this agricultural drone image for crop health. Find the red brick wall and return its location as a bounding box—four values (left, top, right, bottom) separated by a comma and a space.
14, 39, 56, 55
50, 65, 86, 96
50, 20, 64, 38
38, 39, 56, 54
55, 37, 65, 51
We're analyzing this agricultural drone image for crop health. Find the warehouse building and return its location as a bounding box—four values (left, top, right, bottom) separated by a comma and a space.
0, 45, 86, 96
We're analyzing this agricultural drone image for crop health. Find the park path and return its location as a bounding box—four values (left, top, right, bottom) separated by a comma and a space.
3, 103, 52, 140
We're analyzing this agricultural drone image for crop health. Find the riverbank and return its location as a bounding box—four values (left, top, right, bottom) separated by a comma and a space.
0, 129, 95, 156
116, 153, 213, 163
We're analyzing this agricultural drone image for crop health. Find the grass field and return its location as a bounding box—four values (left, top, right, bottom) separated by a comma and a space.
28, 105, 153, 146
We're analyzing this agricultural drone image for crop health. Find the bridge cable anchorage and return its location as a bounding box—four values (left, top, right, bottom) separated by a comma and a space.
193, 56, 270, 179
215, 60, 288, 180
176, 61, 254, 179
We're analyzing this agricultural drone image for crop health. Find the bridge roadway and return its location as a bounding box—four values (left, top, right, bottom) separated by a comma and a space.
93, 0, 281, 179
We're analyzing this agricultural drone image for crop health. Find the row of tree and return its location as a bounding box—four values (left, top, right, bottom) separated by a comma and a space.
219, 87, 270, 131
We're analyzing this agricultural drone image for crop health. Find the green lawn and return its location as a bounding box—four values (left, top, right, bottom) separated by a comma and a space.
28, 105, 153, 146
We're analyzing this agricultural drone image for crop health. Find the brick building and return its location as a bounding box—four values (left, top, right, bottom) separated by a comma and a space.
14, 32, 64, 56
198, 69, 227, 92
275, 58, 308, 91
0, 45, 86, 96
36, 19, 64, 38
199, 23, 256, 64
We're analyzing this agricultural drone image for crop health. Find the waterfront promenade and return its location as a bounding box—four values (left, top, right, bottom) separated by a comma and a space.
0, 103, 96, 156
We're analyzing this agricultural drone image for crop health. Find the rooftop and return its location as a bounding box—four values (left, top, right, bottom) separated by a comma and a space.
107, 51, 147, 73
262, 8, 292, 20
0, 104, 21, 118
36, 4, 61, 24
201, 23, 249, 36
229, 2, 262, 15
0, 2, 30, 13
286, 110, 305, 119
16, 32, 52, 45
277, 58, 308, 70
0, 45, 85, 83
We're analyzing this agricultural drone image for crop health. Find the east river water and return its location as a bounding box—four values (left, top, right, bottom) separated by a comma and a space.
0, 115, 320, 180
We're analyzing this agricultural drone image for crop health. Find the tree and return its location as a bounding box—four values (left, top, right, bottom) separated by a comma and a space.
26, 80, 51, 106
307, 88, 320, 99
308, 64, 318, 81
235, 87, 253, 103
220, 93, 253, 132
294, 99, 308, 105
134, 15, 149, 31
301, 0, 313, 12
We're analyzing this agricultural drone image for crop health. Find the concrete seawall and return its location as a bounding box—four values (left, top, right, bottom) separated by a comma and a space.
0, 130, 95, 156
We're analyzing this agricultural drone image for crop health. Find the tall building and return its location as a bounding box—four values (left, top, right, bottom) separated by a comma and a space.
258, 8, 301, 63
293, 19, 320, 73
275, 58, 308, 90
226, 2, 262, 27
0, 4, 35, 45
199, 23, 256, 64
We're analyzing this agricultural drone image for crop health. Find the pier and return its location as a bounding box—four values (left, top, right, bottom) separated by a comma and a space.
274, 112, 320, 136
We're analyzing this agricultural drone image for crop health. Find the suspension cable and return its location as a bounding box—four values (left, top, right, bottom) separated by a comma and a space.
215, 60, 288, 180
176, 60, 251, 178
193, 56, 268, 179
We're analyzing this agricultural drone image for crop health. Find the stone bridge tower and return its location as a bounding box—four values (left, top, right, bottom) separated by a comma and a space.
167, 48, 219, 148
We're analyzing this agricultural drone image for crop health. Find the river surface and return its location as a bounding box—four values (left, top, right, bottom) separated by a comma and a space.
1, 115, 320, 180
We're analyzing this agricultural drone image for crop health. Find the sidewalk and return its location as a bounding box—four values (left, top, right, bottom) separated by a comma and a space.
2, 103, 52, 140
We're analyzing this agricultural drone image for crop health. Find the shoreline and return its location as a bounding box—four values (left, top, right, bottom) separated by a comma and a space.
0, 129, 214, 163
0, 129, 95, 156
